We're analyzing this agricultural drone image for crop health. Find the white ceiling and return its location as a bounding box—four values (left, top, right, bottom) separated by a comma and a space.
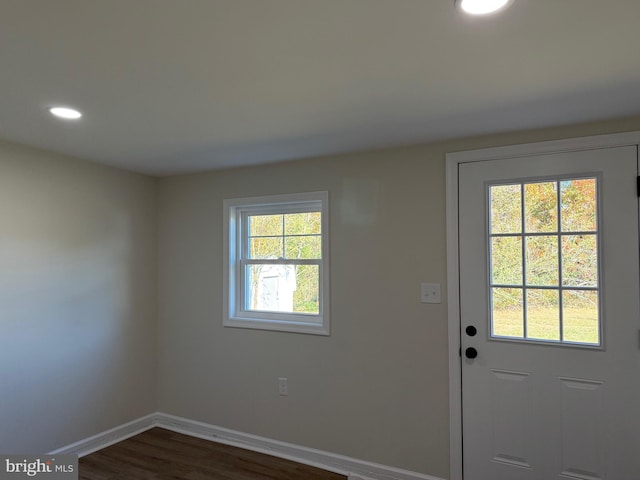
2, 0, 640, 176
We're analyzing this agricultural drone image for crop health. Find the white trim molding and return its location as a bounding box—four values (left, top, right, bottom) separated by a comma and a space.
49, 413, 157, 457
447, 131, 640, 165
156, 413, 444, 480
50, 412, 445, 480
445, 130, 640, 480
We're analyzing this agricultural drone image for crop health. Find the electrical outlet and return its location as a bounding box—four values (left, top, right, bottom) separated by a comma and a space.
421, 282, 441, 304
278, 377, 288, 396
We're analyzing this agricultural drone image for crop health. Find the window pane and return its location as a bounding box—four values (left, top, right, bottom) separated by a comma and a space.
492, 287, 524, 338
563, 290, 599, 344
249, 237, 283, 259
293, 265, 320, 314
525, 235, 558, 286
525, 182, 558, 233
285, 212, 321, 235
562, 235, 598, 287
249, 214, 283, 236
285, 235, 321, 259
526, 289, 560, 341
491, 236, 522, 285
490, 184, 521, 234
245, 264, 319, 314
561, 179, 597, 232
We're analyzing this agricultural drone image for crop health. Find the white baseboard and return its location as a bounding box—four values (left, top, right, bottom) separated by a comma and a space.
156, 412, 445, 480
51, 412, 446, 480
49, 413, 157, 457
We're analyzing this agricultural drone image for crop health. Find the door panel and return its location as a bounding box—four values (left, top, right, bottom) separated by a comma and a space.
459, 146, 640, 479
490, 369, 533, 469
559, 377, 605, 479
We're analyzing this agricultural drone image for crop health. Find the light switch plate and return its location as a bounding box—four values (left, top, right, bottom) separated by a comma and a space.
421, 283, 441, 304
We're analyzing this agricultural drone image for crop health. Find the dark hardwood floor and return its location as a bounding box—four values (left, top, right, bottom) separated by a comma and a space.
79, 427, 346, 480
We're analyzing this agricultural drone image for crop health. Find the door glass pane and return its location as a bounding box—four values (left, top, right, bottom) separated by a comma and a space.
525, 236, 558, 286
525, 182, 558, 233
492, 287, 524, 338
563, 290, 599, 344
562, 235, 598, 287
526, 289, 560, 341
491, 184, 521, 234
488, 177, 600, 346
491, 237, 522, 285
561, 179, 597, 232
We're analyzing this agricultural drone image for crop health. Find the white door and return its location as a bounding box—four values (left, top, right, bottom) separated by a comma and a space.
459, 146, 640, 480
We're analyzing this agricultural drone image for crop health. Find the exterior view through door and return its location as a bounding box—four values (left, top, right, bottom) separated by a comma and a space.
457, 146, 640, 479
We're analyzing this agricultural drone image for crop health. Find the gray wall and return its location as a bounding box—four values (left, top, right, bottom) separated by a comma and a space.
0, 141, 157, 453
156, 116, 640, 478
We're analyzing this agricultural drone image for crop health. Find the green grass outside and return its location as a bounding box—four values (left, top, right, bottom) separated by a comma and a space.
493, 306, 599, 344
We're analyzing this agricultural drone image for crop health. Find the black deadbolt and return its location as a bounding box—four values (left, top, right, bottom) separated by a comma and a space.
465, 347, 478, 359
465, 325, 477, 337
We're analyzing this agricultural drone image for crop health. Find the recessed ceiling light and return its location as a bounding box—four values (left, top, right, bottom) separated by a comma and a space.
456, 0, 513, 15
49, 106, 83, 120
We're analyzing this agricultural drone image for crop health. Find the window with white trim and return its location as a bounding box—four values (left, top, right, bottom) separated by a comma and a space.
223, 192, 329, 335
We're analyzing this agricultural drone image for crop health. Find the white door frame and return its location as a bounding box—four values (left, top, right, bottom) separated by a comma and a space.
445, 131, 640, 480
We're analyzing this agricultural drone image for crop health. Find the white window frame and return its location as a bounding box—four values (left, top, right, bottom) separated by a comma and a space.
223, 191, 330, 335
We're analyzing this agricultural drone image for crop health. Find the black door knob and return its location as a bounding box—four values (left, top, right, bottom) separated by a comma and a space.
465, 326, 477, 337
465, 347, 478, 359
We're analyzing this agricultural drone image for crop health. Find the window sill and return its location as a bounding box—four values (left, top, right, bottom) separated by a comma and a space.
223, 317, 329, 336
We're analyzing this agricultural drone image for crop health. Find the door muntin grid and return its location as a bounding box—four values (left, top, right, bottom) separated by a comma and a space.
487, 176, 602, 347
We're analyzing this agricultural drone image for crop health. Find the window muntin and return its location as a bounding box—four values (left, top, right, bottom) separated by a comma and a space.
224, 192, 329, 335
488, 178, 601, 346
